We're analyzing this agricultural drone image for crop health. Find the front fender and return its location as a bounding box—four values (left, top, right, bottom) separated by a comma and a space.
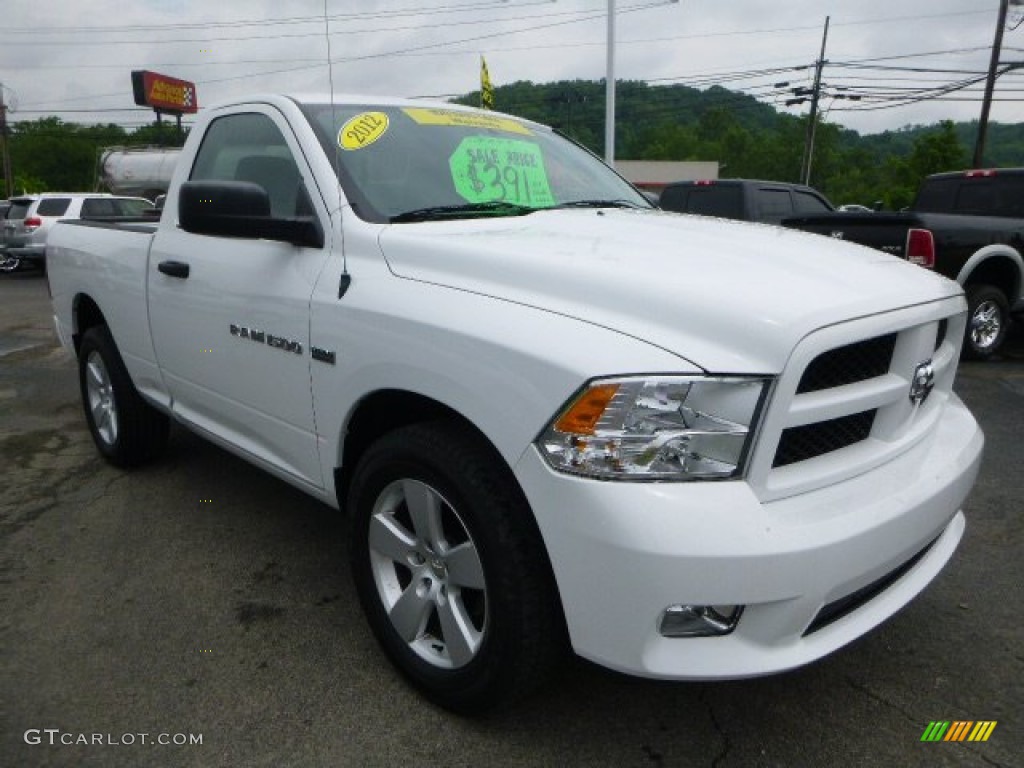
309, 277, 696, 497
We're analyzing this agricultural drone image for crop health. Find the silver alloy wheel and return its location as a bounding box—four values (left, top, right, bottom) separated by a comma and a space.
368, 478, 487, 669
970, 299, 1002, 351
0, 256, 20, 273
85, 350, 118, 446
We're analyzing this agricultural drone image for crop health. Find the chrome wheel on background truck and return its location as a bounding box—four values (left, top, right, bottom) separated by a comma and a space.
964, 284, 1010, 361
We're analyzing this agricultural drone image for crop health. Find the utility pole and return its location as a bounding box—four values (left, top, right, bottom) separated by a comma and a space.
0, 84, 13, 199
974, 0, 1013, 167
799, 16, 829, 186
553, 91, 586, 137
605, 0, 616, 165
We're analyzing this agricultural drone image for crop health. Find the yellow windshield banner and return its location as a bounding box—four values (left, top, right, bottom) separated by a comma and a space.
403, 107, 531, 136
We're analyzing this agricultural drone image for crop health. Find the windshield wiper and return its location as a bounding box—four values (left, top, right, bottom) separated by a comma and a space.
390, 201, 536, 223
548, 199, 647, 210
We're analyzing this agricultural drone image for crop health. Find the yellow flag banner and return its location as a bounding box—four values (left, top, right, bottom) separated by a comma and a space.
480, 56, 494, 111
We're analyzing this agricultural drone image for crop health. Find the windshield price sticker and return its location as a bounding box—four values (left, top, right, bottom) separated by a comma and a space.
450, 137, 555, 206
338, 112, 390, 151
404, 108, 532, 136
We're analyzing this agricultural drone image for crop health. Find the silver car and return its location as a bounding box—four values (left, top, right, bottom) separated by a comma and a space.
1, 193, 153, 273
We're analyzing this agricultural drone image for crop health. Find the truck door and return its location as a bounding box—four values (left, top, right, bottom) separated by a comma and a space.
147, 108, 331, 489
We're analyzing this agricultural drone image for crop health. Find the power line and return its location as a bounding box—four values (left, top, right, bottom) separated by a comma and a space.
15, 1, 667, 110
0, 3, 610, 47
0, 1, 527, 33
0, 6, 990, 38
5, 13, 1014, 128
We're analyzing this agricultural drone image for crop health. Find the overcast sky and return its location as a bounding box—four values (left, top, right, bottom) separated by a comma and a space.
1, 0, 1022, 137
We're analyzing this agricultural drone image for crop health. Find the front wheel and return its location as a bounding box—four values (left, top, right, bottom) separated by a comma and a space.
963, 284, 1009, 361
348, 422, 564, 713
78, 325, 169, 467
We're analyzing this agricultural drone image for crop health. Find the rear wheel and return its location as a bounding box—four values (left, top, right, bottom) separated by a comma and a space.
348, 421, 564, 713
963, 284, 1009, 361
78, 325, 169, 467
0, 255, 21, 273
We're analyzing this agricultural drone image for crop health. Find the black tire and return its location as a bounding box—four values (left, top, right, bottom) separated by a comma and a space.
0, 255, 21, 273
78, 325, 169, 467
963, 284, 1010, 361
348, 421, 564, 713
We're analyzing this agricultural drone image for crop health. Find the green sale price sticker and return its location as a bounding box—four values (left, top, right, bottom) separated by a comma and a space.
450, 137, 555, 207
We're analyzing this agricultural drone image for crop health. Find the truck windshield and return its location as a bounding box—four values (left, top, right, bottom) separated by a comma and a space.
299, 103, 650, 223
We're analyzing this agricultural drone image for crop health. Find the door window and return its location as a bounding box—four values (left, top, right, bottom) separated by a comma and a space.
794, 190, 832, 214
755, 189, 793, 221
81, 198, 117, 217
189, 112, 311, 218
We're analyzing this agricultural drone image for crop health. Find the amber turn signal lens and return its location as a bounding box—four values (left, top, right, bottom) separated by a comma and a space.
554, 383, 620, 435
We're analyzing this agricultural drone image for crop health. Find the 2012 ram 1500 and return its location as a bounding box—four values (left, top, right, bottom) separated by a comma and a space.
47, 94, 983, 713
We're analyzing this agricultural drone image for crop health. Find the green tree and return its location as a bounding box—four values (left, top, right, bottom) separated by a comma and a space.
127, 121, 189, 147
875, 121, 968, 209
907, 120, 966, 179
641, 123, 699, 161
8, 117, 128, 193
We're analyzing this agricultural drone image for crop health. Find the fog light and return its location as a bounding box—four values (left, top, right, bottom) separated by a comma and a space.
658, 604, 743, 637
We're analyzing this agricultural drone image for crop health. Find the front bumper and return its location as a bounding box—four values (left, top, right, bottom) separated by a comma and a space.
514, 393, 983, 679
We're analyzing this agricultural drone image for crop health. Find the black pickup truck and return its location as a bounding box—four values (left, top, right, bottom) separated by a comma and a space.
783, 168, 1024, 360
659, 179, 834, 224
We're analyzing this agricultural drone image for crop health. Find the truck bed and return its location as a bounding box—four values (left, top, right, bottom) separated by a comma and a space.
782, 211, 919, 259
67, 217, 161, 234
48, 219, 159, 395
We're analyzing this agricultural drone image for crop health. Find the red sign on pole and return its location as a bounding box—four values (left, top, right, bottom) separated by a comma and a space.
131, 70, 198, 114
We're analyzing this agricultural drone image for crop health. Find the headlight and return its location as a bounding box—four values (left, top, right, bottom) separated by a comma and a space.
537, 376, 770, 481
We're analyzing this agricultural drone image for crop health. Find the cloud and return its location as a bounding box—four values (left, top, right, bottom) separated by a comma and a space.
0, 0, 1018, 136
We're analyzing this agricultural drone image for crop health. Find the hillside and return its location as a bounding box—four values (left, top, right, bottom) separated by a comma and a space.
454, 80, 1023, 209
6, 82, 1021, 210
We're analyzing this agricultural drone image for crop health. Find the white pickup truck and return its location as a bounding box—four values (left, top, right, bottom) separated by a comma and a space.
47, 94, 983, 713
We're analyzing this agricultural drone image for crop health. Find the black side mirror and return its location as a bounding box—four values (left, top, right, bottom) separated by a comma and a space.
178, 180, 324, 248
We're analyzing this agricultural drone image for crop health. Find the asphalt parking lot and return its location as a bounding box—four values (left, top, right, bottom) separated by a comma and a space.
2, 271, 1021, 768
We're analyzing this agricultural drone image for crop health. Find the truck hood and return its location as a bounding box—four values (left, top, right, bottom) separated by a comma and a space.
378, 209, 961, 372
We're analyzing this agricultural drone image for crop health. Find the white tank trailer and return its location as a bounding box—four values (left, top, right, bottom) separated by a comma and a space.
99, 147, 181, 201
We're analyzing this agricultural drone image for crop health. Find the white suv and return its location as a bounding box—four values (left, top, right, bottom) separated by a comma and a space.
1, 193, 153, 273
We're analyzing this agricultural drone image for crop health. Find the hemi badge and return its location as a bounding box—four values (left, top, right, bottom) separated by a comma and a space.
311, 346, 336, 365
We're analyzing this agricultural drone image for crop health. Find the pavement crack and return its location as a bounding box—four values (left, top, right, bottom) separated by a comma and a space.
700, 687, 731, 768
0, 497, 59, 539
844, 674, 919, 725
